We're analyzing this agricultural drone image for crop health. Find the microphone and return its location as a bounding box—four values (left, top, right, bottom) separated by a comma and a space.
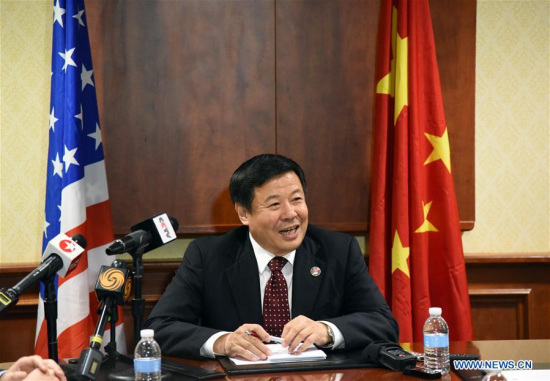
0, 233, 86, 313
106, 213, 178, 255
90, 260, 132, 349
95, 259, 132, 306
74, 260, 132, 380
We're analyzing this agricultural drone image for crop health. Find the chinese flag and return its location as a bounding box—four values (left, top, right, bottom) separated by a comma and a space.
369, 0, 473, 342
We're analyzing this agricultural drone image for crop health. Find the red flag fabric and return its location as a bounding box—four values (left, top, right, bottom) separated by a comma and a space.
35, 0, 126, 358
369, 0, 473, 342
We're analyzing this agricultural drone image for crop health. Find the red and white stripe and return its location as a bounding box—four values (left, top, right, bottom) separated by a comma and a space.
35, 162, 126, 359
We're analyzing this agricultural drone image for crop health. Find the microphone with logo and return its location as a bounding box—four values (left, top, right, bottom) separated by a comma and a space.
0, 233, 87, 313
74, 260, 132, 380
106, 213, 178, 344
106, 213, 179, 256
0, 233, 86, 362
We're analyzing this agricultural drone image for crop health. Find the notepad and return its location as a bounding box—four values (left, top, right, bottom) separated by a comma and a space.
229, 343, 327, 365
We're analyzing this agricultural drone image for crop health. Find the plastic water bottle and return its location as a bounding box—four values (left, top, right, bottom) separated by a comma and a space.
134, 329, 162, 381
423, 307, 450, 374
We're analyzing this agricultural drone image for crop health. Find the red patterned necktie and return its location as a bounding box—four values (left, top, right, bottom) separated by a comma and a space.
263, 257, 290, 337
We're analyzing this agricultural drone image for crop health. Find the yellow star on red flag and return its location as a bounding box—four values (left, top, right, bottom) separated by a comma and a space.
376, 6, 408, 125
424, 127, 452, 173
415, 201, 439, 233
391, 231, 410, 277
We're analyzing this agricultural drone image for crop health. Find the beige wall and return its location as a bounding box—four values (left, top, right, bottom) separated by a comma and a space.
1, 0, 52, 263
1, 0, 549, 264
462, 0, 549, 254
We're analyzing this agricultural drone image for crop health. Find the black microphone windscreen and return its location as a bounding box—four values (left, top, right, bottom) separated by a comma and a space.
169, 216, 179, 231
71, 234, 87, 249
111, 259, 127, 269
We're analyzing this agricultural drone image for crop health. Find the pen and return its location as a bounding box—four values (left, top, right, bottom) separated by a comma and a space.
245, 330, 284, 343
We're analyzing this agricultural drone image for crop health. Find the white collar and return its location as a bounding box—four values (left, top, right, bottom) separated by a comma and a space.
249, 232, 296, 273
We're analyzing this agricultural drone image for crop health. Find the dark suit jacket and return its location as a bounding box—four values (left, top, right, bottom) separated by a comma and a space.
145, 224, 398, 359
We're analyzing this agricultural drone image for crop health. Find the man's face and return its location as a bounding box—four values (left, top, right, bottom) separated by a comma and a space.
236, 171, 308, 256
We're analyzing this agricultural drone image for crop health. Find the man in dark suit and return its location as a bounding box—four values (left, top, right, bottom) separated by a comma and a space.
145, 154, 398, 360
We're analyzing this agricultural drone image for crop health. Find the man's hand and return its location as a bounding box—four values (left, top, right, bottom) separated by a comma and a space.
213, 324, 272, 361
281, 315, 332, 353
1, 355, 66, 381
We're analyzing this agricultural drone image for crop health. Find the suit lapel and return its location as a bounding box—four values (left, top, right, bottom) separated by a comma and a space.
224, 237, 263, 325
291, 237, 325, 318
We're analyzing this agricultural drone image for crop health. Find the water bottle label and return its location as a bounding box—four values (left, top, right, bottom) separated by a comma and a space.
134, 358, 161, 373
424, 334, 449, 348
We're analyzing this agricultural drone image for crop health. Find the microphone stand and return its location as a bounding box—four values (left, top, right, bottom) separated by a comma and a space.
72, 258, 136, 381
73, 298, 132, 380
43, 275, 59, 363
104, 299, 122, 360
101, 298, 133, 377
73, 298, 113, 380
128, 246, 146, 347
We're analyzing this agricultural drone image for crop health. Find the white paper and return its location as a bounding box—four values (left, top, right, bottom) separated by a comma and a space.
229, 343, 327, 365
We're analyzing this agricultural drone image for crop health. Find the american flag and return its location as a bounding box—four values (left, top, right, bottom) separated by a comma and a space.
35, 0, 126, 359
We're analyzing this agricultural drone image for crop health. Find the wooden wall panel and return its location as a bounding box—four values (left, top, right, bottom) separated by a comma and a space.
2, 255, 549, 362
87, 0, 276, 234
470, 289, 531, 340
466, 256, 550, 340
0, 299, 38, 363
276, 0, 378, 232
85, 0, 476, 236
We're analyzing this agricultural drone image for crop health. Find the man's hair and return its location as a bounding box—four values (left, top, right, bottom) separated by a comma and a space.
229, 153, 307, 211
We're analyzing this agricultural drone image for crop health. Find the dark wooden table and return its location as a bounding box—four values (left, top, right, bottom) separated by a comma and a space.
2, 340, 548, 380
172, 340, 550, 380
